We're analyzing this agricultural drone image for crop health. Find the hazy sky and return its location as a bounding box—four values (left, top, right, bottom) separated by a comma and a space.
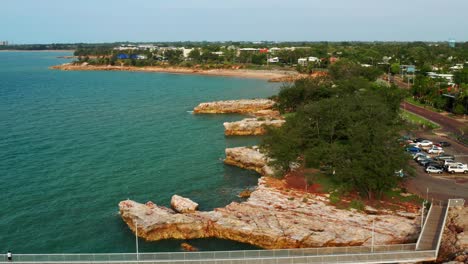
1, 0, 467, 43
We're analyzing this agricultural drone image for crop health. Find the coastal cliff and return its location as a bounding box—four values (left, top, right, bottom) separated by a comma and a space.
119, 177, 420, 249
224, 118, 285, 136
193, 99, 276, 115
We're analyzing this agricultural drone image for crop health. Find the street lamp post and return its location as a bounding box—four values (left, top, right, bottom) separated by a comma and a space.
371, 220, 375, 253
136, 222, 139, 262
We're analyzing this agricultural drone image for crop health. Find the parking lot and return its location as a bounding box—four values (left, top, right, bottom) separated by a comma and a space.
404, 132, 468, 201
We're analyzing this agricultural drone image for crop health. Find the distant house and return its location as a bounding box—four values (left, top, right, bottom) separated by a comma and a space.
427, 72, 454, 83
449, 64, 464, 71
298, 57, 320, 66
136, 55, 147, 60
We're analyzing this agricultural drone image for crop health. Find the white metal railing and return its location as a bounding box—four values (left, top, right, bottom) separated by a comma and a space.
416, 201, 433, 250
0, 244, 417, 263
0, 250, 436, 264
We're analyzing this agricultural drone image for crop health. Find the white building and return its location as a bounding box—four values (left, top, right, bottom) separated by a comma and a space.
427, 72, 454, 83
268, 57, 279, 63
298, 57, 320, 66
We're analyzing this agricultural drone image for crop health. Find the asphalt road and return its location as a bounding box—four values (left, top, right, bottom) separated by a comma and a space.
401, 102, 466, 136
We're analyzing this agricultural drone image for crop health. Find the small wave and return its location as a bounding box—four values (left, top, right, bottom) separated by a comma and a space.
187, 111, 194, 114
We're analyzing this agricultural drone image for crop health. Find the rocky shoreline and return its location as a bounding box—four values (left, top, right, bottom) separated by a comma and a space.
119, 145, 421, 249
224, 118, 285, 136
119, 175, 420, 249
50, 63, 297, 82
193, 99, 285, 135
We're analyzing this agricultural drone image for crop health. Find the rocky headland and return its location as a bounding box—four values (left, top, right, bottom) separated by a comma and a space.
224, 146, 275, 177
119, 146, 421, 249
119, 175, 420, 249
193, 99, 276, 115
223, 118, 285, 136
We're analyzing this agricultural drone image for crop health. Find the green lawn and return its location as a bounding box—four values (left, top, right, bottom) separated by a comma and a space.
401, 110, 440, 130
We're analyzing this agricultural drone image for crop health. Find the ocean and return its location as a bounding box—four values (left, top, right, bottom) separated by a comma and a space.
0, 52, 280, 253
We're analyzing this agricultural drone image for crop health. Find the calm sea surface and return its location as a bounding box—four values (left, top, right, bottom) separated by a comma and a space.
0, 52, 280, 253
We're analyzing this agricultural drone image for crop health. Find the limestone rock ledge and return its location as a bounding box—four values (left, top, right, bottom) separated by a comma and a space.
438, 206, 468, 263
224, 118, 285, 136
193, 99, 275, 114
224, 146, 275, 177
119, 177, 419, 249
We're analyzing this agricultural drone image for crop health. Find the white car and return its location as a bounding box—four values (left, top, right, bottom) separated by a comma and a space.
444, 160, 463, 167
447, 164, 468, 174
427, 146, 444, 154
417, 140, 433, 147
425, 166, 443, 174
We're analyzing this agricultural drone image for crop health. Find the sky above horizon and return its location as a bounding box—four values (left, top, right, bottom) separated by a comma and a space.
1, 0, 468, 44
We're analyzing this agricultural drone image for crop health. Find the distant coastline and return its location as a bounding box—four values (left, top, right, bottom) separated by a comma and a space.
50, 63, 302, 81
0, 50, 75, 52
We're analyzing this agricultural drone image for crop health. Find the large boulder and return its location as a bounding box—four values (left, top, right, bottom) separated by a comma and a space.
171, 195, 199, 213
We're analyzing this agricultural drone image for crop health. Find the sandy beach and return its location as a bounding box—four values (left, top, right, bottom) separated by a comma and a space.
50, 64, 302, 81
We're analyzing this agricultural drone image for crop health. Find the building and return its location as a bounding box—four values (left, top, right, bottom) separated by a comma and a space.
448, 39, 456, 48
427, 72, 454, 83
267, 57, 279, 63
0, 41, 8, 46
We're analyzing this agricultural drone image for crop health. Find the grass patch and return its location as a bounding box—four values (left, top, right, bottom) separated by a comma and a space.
405, 97, 443, 113
383, 189, 424, 204
349, 199, 365, 211
304, 172, 337, 193
400, 110, 440, 130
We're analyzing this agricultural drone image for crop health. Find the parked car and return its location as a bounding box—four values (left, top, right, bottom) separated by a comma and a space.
413, 152, 427, 159
425, 162, 444, 168
447, 164, 468, 174
415, 154, 431, 162
444, 161, 466, 168
416, 140, 433, 147
414, 138, 426, 143
427, 146, 444, 154
437, 141, 451, 147
406, 146, 422, 153
434, 154, 455, 161
443, 159, 456, 167
419, 158, 434, 167
425, 166, 444, 174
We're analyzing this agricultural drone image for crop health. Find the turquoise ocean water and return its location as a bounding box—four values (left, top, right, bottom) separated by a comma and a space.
0, 52, 280, 253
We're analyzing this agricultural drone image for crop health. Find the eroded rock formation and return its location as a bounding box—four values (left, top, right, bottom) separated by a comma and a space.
224, 118, 285, 136
193, 99, 276, 114
224, 146, 275, 177
119, 177, 420, 249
